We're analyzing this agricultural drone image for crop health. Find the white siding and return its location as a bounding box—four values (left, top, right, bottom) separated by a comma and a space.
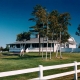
69, 44, 76, 48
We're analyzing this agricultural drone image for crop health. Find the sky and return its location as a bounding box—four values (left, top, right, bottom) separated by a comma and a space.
0, 0, 80, 48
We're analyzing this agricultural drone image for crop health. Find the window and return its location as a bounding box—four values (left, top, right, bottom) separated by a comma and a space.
10, 44, 14, 48
48, 43, 51, 47
44, 43, 47, 47
32, 43, 39, 48
16, 44, 20, 48
52, 43, 54, 47
25, 44, 30, 48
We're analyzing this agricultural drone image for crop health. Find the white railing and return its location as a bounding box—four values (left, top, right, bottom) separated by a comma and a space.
0, 61, 80, 80
61, 48, 80, 52
28, 47, 54, 52
9, 47, 54, 53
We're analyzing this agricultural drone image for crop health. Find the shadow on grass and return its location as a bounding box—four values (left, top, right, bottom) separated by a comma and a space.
2, 52, 19, 56
2, 52, 50, 60
2, 54, 48, 60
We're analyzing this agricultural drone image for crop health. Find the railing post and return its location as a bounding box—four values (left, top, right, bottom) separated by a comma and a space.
74, 61, 78, 80
39, 65, 43, 80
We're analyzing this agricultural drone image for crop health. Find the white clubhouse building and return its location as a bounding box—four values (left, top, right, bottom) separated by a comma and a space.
7, 36, 76, 53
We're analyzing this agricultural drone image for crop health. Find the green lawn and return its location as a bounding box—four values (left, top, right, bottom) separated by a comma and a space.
0, 52, 80, 80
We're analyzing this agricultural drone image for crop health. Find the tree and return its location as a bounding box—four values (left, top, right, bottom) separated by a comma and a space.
45, 10, 59, 59
78, 43, 80, 48
48, 11, 71, 59
0, 46, 3, 51
29, 22, 43, 55
16, 32, 31, 41
76, 24, 80, 36
56, 12, 71, 58
75, 24, 80, 49
29, 5, 51, 59
29, 5, 47, 55
4, 45, 9, 51
48, 11, 70, 58
29, 5, 71, 59
49, 10, 59, 52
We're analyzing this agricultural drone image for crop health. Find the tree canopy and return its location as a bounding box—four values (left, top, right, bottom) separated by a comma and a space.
76, 24, 80, 36
29, 5, 71, 57
29, 5, 47, 54
16, 32, 31, 41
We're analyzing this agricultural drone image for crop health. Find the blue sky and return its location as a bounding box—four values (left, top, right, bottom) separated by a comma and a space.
0, 0, 80, 47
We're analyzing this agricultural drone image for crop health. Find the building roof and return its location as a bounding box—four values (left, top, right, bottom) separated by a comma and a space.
68, 37, 76, 44
7, 37, 76, 45
7, 38, 58, 45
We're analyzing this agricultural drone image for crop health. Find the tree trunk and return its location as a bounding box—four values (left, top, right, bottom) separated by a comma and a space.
39, 34, 41, 55
42, 22, 44, 58
46, 37, 48, 60
50, 42, 52, 59
42, 37, 44, 58
52, 31, 54, 52
60, 31, 62, 58
46, 18, 48, 60
56, 38, 58, 58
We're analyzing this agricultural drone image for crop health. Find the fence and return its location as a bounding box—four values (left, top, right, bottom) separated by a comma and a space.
0, 61, 80, 80
61, 48, 80, 52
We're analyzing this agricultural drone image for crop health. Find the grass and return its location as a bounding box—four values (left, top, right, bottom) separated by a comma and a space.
0, 52, 80, 80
